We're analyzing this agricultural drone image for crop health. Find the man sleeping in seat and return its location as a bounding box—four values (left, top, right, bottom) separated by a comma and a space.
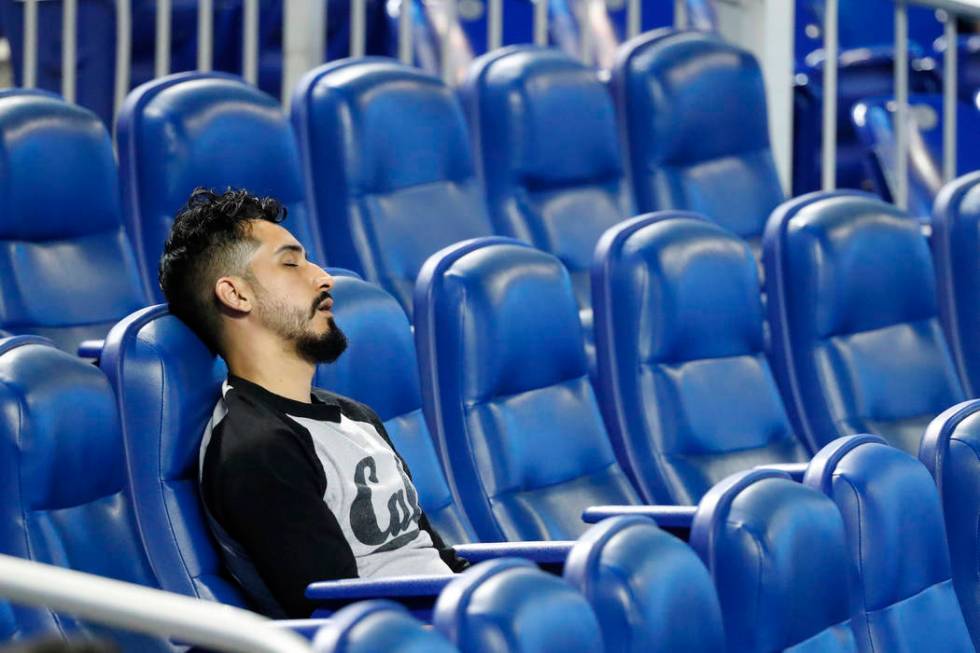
158, 187, 468, 618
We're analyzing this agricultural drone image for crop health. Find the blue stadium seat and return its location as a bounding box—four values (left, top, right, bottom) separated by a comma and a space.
0, 90, 146, 353
763, 191, 964, 453
433, 558, 604, 653
0, 336, 172, 650
314, 274, 478, 545
852, 95, 980, 218
462, 46, 631, 328
921, 401, 980, 649
312, 600, 459, 653
691, 469, 858, 652
805, 435, 975, 653
118, 72, 324, 301
291, 59, 494, 314
611, 29, 784, 249
933, 171, 980, 397
593, 213, 809, 504
415, 237, 640, 541
99, 304, 244, 608
564, 516, 725, 653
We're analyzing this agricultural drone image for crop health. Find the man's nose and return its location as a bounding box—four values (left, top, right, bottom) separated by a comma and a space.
313, 265, 333, 290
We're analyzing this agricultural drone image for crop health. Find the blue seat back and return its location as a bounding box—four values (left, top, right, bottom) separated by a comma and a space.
314, 275, 477, 545
464, 46, 631, 310
291, 59, 494, 314
691, 469, 858, 653
313, 600, 459, 653
933, 171, 980, 397
0, 90, 146, 353
921, 401, 980, 649
415, 237, 639, 541
763, 192, 964, 453
612, 30, 784, 245
852, 95, 980, 219
118, 72, 323, 301
564, 516, 725, 653
593, 213, 809, 504
805, 435, 975, 653
0, 337, 172, 650
99, 305, 244, 607
433, 559, 604, 653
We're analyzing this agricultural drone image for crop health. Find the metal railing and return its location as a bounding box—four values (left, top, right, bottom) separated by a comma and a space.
0, 553, 311, 653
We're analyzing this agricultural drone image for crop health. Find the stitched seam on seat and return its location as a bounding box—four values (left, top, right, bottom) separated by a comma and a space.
489, 461, 624, 500
950, 435, 980, 460
860, 579, 954, 615
838, 474, 875, 651
823, 314, 938, 343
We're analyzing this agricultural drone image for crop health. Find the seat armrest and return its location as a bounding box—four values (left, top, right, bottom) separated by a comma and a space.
753, 462, 808, 481
305, 575, 453, 618
273, 618, 332, 639
582, 505, 696, 539
453, 541, 573, 565
77, 339, 105, 360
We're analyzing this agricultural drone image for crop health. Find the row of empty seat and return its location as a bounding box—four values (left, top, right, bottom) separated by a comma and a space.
0, 322, 976, 651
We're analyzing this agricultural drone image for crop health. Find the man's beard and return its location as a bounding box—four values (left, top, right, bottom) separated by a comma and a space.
253, 285, 348, 365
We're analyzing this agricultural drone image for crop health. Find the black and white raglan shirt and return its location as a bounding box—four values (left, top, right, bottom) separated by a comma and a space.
199, 375, 468, 617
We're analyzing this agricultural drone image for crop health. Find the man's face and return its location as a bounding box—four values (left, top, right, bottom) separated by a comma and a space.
243, 220, 347, 364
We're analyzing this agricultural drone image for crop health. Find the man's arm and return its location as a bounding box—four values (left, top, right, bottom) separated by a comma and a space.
216, 428, 358, 617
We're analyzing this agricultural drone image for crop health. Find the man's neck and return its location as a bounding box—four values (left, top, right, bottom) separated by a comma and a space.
225, 337, 316, 404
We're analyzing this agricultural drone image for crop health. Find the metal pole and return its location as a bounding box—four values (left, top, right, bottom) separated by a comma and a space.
0, 555, 311, 653
22, 0, 38, 88
399, 0, 413, 63
442, 0, 457, 82
943, 14, 958, 183
488, 0, 503, 50
61, 0, 77, 102
114, 0, 131, 116
155, 0, 171, 77
351, 0, 366, 57
534, 0, 547, 46
673, 0, 685, 29
243, 0, 259, 84
197, 0, 213, 71
821, 0, 838, 191
627, 0, 640, 38
579, 0, 593, 65
895, 0, 909, 209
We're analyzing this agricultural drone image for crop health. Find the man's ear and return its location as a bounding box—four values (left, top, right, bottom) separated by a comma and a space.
215, 276, 252, 314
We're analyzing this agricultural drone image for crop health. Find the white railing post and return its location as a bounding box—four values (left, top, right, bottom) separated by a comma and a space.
627, 0, 641, 38
943, 12, 957, 183
243, 0, 259, 84
22, 0, 38, 88
441, 0, 457, 82
674, 0, 686, 29
534, 0, 547, 46
114, 0, 131, 116
894, 0, 909, 209
488, 0, 503, 50
821, 0, 839, 191
61, 0, 77, 101
197, 0, 213, 71
155, 0, 171, 77
282, 0, 325, 105
351, 0, 366, 57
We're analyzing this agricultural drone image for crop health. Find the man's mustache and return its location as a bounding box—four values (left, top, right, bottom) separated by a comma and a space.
310, 291, 332, 319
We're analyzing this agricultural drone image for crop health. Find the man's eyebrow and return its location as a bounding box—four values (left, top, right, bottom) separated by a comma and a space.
273, 243, 305, 257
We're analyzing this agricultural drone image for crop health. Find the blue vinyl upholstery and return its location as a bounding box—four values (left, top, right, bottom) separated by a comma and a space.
118, 72, 324, 301
415, 237, 640, 542
690, 469, 858, 653
612, 30, 784, 247
933, 171, 980, 397
763, 192, 964, 453
564, 516, 725, 652
312, 600, 459, 653
0, 90, 146, 353
593, 213, 809, 504
433, 558, 604, 653
0, 336, 172, 650
99, 304, 245, 607
804, 435, 975, 653
291, 59, 494, 314
921, 401, 980, 649
852, 95, 980, 219
462, 46, 631, 317
314, 275, 477, 545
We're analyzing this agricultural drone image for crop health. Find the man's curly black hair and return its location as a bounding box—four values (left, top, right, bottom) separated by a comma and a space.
159, 187, 285, 354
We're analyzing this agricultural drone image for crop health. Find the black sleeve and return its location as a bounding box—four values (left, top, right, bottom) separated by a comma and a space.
215, 425, 358, 617
331, 394, 470, 573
